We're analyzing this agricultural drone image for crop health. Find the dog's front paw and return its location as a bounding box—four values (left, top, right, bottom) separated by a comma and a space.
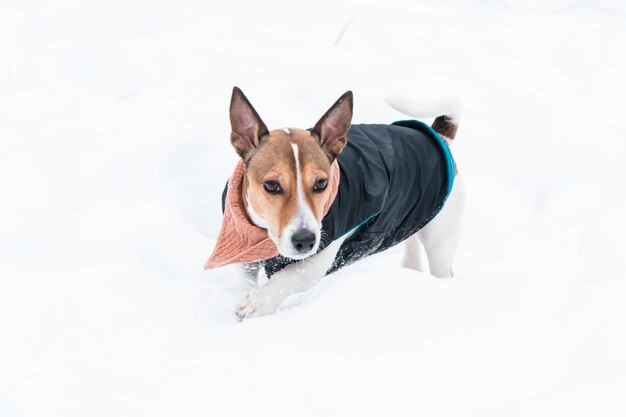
235, 289, 278, 320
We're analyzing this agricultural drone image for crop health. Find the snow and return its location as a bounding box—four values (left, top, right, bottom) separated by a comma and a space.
1, 0, 626, 415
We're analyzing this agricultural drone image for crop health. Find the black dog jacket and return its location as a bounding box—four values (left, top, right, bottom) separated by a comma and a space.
256, 120, 456, 277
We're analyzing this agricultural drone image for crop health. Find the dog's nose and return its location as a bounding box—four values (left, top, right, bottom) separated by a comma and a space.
291, 229, 316, 253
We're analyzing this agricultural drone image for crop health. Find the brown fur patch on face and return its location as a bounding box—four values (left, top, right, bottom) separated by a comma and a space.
243, 129, 332, 239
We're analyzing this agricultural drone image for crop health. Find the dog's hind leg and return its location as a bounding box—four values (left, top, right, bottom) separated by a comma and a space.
418, 176, 466, 278
402, 233, 425, 272
385, 93, 464, 277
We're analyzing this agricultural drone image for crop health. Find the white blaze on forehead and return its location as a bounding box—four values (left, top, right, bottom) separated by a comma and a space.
291, 143, 302, 209
279, 127, 291, 134
291, 143, 318, 228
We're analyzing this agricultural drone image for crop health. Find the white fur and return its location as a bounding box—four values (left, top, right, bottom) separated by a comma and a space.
245, 195, 269, 230
246, 194, 283, 246
401, 232, 424, 272
404, 176, 465, 278
384, 94, 462, 124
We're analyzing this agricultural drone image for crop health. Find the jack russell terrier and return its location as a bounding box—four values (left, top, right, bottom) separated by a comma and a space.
205, 87, 465, 320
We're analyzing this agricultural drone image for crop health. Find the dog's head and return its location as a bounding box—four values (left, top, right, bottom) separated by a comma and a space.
228, 87, 352, 260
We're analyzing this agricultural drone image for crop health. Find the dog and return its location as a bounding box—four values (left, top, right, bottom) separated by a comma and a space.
205, 87, 465, 319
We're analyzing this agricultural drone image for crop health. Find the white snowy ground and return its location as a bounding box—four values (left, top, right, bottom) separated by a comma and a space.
1, 0, 626, 415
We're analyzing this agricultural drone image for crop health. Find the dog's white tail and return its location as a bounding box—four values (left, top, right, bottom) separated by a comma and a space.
385, 94, 461, 140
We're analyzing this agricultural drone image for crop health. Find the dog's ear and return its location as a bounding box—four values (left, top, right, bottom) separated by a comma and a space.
229, 87, 269, 161
312, 91, 353, 161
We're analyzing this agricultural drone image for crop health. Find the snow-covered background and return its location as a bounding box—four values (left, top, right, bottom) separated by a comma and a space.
1, 0, 626, 415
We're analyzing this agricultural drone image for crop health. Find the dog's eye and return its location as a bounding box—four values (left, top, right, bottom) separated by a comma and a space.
263, 180, 282, 194
313, 179, 328, 193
